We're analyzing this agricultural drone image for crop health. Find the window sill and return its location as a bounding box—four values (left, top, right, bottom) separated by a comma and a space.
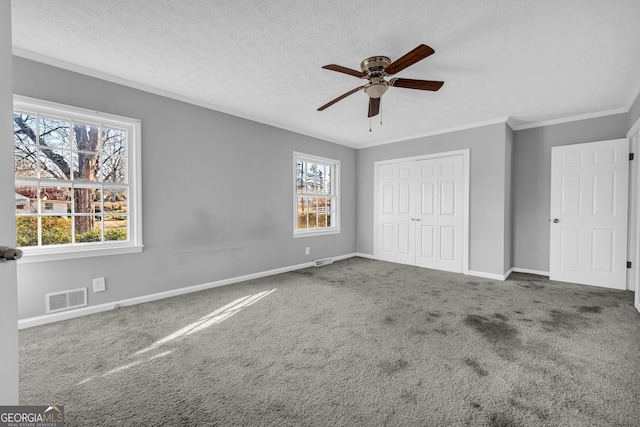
17, 244, 143, 264
294, 228, 341, 238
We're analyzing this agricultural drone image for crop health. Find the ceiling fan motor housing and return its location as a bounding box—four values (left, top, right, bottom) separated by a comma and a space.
361, 56, 391, 98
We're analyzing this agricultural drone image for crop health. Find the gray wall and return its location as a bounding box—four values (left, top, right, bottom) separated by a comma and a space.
511, 113, 629, 273
356, 122, 511, 277
630, 91, 640, 130
13, 57, 356, 319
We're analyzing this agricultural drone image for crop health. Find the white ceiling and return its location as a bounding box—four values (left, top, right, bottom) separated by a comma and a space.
11, 0, 640, 148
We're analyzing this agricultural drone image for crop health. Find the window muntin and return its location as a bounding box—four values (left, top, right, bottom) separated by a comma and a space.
294, 152, 339, 236
13, 96, 142, 261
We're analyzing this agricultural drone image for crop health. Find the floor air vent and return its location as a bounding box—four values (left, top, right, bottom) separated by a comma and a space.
313, 257, 333, 267
46, 288, 87, 313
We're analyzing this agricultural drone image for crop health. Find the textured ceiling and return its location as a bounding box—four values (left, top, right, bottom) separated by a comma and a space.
10, 0, 640, 148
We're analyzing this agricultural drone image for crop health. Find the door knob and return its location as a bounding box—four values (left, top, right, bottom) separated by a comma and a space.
550, 218, 560, 223
0, 246, 23, 261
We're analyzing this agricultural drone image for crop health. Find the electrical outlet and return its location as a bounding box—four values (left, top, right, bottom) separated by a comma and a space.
305, 247, 310, 255
93, 277, 106, 293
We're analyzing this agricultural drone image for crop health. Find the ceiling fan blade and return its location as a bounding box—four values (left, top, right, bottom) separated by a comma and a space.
384, 44, 435, 75
322, 64, 367, 78
317, 86, 365, 111
389, 78, 444, 91
368, 97, 380, 118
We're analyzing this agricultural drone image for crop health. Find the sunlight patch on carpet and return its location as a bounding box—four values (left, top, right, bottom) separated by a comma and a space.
75, 289, 275, 386
77, 350, 175, 385
136, 289, 276, 355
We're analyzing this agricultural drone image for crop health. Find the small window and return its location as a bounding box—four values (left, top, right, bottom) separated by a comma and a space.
294, 152, 340, 237
13, 95, 142, 262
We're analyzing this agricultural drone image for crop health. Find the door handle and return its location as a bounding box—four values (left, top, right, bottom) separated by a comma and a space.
0, 246, 23, 261
550, 218, 560, 223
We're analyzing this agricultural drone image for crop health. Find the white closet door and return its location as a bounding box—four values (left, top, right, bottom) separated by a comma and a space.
415, 155, 464, 272
378, 161, 416, 265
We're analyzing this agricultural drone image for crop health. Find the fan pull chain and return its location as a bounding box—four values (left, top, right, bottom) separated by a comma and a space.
369, 117, 372, 132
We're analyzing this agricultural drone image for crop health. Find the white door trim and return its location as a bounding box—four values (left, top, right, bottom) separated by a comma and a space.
373, 149, 470, 275
628, 119, 640, 313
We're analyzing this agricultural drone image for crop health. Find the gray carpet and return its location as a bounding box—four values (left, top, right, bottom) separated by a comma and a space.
19, 257, 640, 426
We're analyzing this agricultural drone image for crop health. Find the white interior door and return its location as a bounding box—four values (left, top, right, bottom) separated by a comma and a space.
550, 139, 629, 290
415, 156, 464, 272
378, 161, 416, 265
0, 0, 20, 405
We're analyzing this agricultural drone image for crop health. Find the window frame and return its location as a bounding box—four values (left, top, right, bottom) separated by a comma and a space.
293, 152, 340, 238
13, 95, 143, 263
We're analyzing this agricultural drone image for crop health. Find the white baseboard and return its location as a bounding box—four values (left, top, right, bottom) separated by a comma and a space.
467, 268, 551, 281
19, 254, 358, 330
354, 252, 376, 260
467, 270, 509, 281
511, 267, 550, 277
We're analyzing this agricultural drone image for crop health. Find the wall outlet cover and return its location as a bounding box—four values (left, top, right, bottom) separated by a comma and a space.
93, 277, 106, 292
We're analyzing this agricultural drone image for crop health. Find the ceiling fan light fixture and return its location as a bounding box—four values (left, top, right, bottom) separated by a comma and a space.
364, 82, 388, 98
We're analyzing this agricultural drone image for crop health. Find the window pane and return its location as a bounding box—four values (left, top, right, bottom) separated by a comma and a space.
316, 164, 325, 182
16, 216, 38, 247
39, 186, 71, 215
39, 148, 71, 180
72, 123, 101, 152
101, 155, 127, 183
15, 144, 38, 178
14, 113, 36, 145
73, 187, 100, 214
15, 185, 36, 214
297, 197, 308, 230
41, 216, 72, 246
40, 116, 70, 149
323, 180, 332, 195
102, 127, 127, 156
74, 151, 100, 182
104, 188, 128, 213
318, 213, 327, 227
296, 162, 305, 194
105, 216, 128, 241
307, 197, 317, 229
75, 216, 102, 243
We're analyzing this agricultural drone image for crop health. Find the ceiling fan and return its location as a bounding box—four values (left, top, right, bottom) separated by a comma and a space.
317, 44, 444, 118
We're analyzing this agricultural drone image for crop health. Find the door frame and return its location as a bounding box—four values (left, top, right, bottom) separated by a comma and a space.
373, 149, 470, 275
628, 118, 640, 314
0, 0, 19, 404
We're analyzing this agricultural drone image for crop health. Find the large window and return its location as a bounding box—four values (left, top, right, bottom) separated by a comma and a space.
294, 152, 340, 237
13, 96, 142, 262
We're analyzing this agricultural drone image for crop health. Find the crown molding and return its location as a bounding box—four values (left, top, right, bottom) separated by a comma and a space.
12, 48, 640, 148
